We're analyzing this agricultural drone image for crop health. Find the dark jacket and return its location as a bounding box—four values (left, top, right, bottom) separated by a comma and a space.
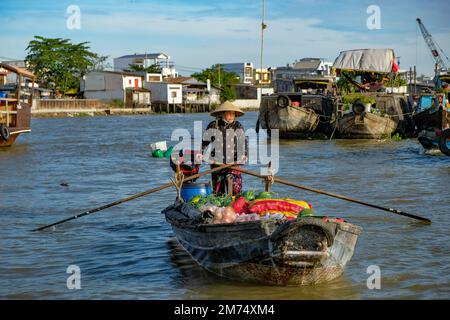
202, 118, 248, 164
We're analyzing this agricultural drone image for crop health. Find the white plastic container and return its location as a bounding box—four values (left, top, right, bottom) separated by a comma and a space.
150, 141, 167, 152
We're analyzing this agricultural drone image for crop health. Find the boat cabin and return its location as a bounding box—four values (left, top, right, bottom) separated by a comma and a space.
0, 63, 35, 147
293, 76, 334, 95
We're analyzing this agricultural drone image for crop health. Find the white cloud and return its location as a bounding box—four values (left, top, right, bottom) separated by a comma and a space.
3, 8, 449, 76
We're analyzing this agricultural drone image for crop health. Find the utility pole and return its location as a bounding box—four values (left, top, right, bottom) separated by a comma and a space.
259, 0, 267, 101
218, 64, 221, 89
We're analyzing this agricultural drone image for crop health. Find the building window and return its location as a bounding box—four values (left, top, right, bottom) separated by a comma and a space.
129, 79, 132, 85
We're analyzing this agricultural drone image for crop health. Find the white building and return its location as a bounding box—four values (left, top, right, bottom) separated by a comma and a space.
293, 58, 333, 76
81, 71, 150, 106
144, 82, 182, 104
271, 58, 333, 92
232, 84, 274, 109
165, 77, 221, 105
221, 62, 254, 84
113, 53, 178, 78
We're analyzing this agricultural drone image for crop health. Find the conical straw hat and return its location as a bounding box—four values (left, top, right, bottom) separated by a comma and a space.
210, 101, 245, 117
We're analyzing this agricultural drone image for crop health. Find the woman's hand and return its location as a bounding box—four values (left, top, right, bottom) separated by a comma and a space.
195, 153, 204, 163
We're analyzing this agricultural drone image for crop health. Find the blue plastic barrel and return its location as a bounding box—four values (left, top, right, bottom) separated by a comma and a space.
0, 91, 6, 100
180, 182, 212, 202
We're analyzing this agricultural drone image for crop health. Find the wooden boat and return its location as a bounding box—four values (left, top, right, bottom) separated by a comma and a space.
0, 63, 35, 147
333, 49, 415, 139
163, 202, 362, 286
336, 93, 413, 139
257, 92, 335, 138
413, 93, 450, 155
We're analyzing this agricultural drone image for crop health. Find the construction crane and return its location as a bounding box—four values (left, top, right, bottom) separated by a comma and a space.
416, 18, 450, 72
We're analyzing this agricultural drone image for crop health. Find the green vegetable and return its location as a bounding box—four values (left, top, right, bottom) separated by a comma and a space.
240, 190, 256, 201
299, 208, 315, 217
222, 195, 233, 207
256, 191, 273, 199
189, 194, 202, 204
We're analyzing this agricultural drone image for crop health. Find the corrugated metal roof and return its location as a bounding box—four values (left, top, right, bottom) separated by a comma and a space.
165, 77, 206, 85
116, 53, 170, 60
293, 58, 322, 71
89, 70, 144, 78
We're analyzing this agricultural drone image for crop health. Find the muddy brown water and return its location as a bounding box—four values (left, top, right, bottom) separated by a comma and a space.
0, 112, 449, 299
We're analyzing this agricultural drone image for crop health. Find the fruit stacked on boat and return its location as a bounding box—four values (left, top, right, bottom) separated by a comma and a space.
189, 190, 315, 225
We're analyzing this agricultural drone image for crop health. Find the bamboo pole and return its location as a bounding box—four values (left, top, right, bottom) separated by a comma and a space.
32, 163, 236, 232
230, 166, 431, 224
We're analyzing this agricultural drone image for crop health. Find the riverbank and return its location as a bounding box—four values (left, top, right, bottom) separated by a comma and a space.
31, 107, 155, 118
31, 107, 260, 118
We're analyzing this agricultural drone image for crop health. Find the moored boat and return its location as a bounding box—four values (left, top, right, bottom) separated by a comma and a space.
257, 92, 335, 138
413, 93, 450, 155
163, 201, 362, 286
336, 93, 411, 139
333, 49, 414, 139
0, 63, 35, 147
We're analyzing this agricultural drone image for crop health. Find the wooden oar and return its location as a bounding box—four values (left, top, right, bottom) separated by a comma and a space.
230, 166, 432, 224
32, 163, 235, 232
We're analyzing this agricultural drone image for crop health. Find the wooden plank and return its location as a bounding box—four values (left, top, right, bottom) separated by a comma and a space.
0, 98, 18, 102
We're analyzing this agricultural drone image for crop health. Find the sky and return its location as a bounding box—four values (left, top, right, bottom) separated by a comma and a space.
1, 0, 449, 76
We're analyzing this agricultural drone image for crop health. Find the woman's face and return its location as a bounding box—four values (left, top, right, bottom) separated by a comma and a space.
223, 111, 236, 123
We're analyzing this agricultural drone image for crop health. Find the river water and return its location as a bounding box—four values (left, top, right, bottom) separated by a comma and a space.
0, 112, 449, 299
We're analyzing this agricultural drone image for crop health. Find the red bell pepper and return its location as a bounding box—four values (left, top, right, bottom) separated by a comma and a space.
233, 196, 249, 214
249, 200, 302, 215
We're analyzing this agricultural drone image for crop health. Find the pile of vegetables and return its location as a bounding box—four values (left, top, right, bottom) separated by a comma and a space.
189, 191, 315, 225
190, 194, 232, 209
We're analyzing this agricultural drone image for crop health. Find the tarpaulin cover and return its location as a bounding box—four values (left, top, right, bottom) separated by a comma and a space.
333, 49, 396, 73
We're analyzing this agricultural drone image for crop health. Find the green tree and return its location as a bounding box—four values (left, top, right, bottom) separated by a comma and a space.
191, 64, 240, 102
127, 64, 162, 73
25, 36, 108, 94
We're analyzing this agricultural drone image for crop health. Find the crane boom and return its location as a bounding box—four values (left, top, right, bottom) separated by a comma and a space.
416, 18, 448, 70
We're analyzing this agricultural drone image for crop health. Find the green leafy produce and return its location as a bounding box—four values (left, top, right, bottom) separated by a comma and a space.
239, 190, 256, 201
299, 208, 315, 217
256, 191, 274, 199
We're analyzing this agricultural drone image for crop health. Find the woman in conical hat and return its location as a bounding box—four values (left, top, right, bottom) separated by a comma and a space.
201, 101, 247, 195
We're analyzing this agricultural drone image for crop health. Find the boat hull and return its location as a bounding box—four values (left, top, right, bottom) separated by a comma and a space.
0, 129, 29, 147
258, 93, 336, 138
259, 104, 320, 133
337, 112, 397, 139
164, 203, 362, 286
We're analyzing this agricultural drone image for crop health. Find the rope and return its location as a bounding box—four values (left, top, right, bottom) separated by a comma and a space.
170, 169, 185, 201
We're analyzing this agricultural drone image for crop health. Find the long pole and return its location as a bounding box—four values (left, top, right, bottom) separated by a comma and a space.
259, 0, 266, 90
218, 64, 221, 90
32, 163, 235, 232
230, 166, 431, 224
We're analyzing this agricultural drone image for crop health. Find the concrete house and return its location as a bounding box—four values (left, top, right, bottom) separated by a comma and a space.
81, 71, 150, 107
271, 58, 333, 92
113, 53, 178, 78
232, 84, 274, 109
165, 77, 221, 105
293, 58, 333, 76
221, 62, 254, 84
144, 82, 182, 104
